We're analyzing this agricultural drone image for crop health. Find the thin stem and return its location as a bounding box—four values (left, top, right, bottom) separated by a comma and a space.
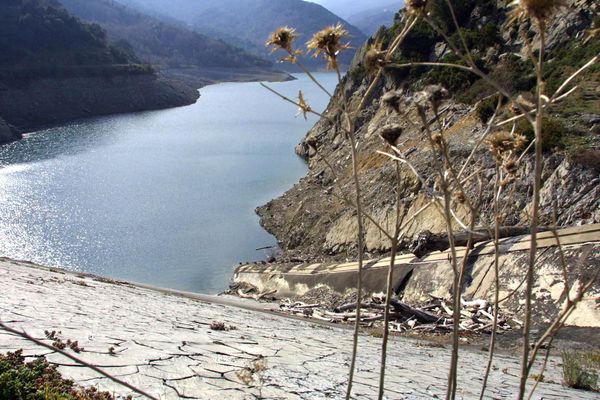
345, 130, 366, 400
377, 161, 403, 400
290, 52, 333, 98
479, 165, 503, 399
526, 337, 555, 400
518, 25, 545, 400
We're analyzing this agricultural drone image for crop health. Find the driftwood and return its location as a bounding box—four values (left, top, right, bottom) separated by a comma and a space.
408, 226, 550, 257
278, 294, 520, 336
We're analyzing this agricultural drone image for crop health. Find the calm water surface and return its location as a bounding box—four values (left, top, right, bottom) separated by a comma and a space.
0, 73, 337, 293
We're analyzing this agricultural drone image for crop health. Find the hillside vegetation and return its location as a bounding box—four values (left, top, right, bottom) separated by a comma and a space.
259, 0, 599, 258
0, 0, 199, 138
57, 0, 272, 69
347, 2, 404, 35
0, 0, 135, 71
114, 0, 368, 70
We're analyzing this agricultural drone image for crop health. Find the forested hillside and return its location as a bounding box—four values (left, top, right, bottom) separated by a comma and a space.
0, 0, 198, 139
57, 0, 272, 69
0, 0, 136, 70
114, 0, 368, 70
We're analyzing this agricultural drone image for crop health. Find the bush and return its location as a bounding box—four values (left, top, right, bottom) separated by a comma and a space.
425, 53, 478, 92
516, 116, 567, 152
0, 350, 115, 400
562, 350, 599, 392
475, 95, 504, 123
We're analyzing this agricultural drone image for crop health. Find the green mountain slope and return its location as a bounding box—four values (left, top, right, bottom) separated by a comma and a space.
0, 0, 199, 140
347, 2, 404, 35
114, 0, 368, 70
56, 0, 272, 69
0, 0, 135, 69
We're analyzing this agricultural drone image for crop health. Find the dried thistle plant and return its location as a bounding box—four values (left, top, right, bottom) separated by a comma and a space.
405, 0, 429, 16
508, 0, 566, 25
266, 26, 302, 63
307, 23, 351, 70
365, 41, 388, 73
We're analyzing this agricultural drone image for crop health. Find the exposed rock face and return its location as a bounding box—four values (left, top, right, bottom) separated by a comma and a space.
0, 74, 199, 133
0, 117, 20, 144
257, 0, 600, 261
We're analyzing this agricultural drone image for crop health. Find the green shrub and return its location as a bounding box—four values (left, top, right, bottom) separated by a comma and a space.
457, 56, 535, 104
475, 95, 504, 123
425, 53, 484, 92
544, 36, 600, 95
516, 116, 567, 152
561, 350, 599, 392
0, 351, 115, 400
449, 24, 501, 52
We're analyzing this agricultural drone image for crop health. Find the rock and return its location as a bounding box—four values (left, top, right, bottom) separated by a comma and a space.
0, 117, 20, 144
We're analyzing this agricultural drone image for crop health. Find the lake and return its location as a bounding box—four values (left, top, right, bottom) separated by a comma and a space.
0, 73, 337, 293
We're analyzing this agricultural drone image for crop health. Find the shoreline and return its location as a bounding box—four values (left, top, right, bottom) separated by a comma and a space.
0, 67, 294, 144
1, 256, 597, 399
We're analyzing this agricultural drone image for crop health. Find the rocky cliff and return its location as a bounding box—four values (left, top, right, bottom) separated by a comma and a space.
257, 0, 599, 262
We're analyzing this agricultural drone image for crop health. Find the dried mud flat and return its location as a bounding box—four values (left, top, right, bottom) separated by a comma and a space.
0, 258, 597, 399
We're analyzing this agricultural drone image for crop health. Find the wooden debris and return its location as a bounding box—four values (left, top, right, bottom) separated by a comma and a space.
278, 295, 521, 336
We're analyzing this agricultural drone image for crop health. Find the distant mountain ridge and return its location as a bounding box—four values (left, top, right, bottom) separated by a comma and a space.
114, 0, 368, 70
307, 0, 403, 19
347, 2, 404, 35
56, 0, 273, 70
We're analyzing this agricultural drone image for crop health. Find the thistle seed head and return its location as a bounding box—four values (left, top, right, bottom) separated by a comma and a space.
510, 92, 536, 114
266, 27, 300, 60
364, 42, 388, 73
382, 90, 404, 113
508, 0, 566, 25
406, 0, 429, 16
296, 90, 312, 120
307, 23, 351, 70
486, 131, 527, 162
379, 124, 403, 147
416, 85, 450, 112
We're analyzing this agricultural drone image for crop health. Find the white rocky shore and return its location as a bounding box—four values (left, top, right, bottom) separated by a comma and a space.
0, 258, 596, 399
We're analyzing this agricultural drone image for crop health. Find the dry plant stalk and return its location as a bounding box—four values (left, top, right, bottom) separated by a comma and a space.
265, 1, 597, 398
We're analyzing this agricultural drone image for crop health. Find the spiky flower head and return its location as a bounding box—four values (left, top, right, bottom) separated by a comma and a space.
415, 84, 450, 113
508, 0, 566, 25
405, 0, 428, 16
486, 131, 527, 163
379, 124, 403, 147
307, 23, 351, 70
382, 90, 404, 113
266, 27, 301, 62
364, 41, 388, 73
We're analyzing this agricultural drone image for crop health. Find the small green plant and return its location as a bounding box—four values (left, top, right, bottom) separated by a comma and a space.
0, 350, 116, 400
516, 116, 567, 151
561, 350, 600, 392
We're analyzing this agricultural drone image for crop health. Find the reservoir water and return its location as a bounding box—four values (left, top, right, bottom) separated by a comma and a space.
0, 73, 337, 293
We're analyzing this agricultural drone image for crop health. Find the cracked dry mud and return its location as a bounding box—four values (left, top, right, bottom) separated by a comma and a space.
0, 259, 596, 399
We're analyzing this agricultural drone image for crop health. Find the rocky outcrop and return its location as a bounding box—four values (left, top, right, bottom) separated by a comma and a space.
0, 117, 20, 144
0, 74, 199, 134
257, 0, 600, 261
